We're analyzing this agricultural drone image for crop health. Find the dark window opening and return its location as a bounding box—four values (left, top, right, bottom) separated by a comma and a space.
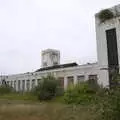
106, 28, 119, 87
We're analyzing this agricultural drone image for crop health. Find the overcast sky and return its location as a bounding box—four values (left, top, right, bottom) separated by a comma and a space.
0, 0, 119, 74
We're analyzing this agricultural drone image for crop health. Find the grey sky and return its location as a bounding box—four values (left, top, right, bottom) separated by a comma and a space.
0, 0, 119, 74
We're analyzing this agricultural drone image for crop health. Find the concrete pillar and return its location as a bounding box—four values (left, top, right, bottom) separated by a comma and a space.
20, 80, 22, 91
30, 79, 32, 90
85, 75, 89, 82
64, 77, 68, 90
74, 75, 78, 85
25, 80, 27, 91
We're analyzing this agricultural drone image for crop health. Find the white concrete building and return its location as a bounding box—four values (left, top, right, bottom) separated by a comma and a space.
0, 49, 98, 91
1, 4, 120, 91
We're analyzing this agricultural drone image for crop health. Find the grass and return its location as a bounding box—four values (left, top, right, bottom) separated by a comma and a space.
0, 100, 96, 120
0, 93, 38, 101
0, 93, 98, 120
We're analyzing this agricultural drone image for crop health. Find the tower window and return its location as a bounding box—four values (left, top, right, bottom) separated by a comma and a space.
53, 62, 58, 65
43, 62, 47, 67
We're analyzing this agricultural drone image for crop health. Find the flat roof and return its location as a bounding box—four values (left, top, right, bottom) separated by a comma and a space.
35, 62, 78, 72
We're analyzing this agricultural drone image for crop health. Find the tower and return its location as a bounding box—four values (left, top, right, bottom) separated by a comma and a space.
95, 5, 120, 87
41, 49, 60, 67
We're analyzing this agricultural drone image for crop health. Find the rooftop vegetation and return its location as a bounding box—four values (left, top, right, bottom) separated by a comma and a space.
98, 9, 114, 23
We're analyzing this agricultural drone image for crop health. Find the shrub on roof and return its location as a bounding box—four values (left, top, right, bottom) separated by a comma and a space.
98, 9, 114, 22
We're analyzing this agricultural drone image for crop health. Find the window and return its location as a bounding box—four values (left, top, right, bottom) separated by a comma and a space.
11, 81, 13, 87
58, 77, 64, 88
32, 79, 35, 89
22, 80, 25, 91
2, 80, 6, 85
43, 62, 47, 67
67, 76, 74, 86
14, 81, 16, 90
53, 62, 58, 65
37, 79, 41, 85
18, 80, 21, 91
7, 81, 9, 85
88, 75, 98, 85
77, 75, 85, 83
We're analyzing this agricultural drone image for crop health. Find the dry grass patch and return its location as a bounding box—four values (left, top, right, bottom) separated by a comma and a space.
0, 100, 96, 120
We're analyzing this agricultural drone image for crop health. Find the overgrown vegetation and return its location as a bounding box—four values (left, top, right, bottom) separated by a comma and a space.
64, 82, 97, 105
63, 77, 120, 120
98, 9, 114, 22
95, 87, 120, 120
0, 85, 14, 95
33, 74, 64, 101
1, 74, 120, 120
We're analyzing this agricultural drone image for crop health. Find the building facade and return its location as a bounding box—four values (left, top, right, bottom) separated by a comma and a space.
95, 4, 120, 88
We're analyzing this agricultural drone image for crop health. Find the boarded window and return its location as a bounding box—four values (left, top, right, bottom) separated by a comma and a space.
11, 81, 13, 87
37, 79, 41, 85
53, 62, 58, 65
18, 80, 21, 91
88, 75, 97, 85
32, 79, 35, 89
58, 77, 64, 88
22, 80, 25, 91
67, 76, 74, 86
43, 62, 47, 67
7, 81, 9, 85
77, 75, 85, 83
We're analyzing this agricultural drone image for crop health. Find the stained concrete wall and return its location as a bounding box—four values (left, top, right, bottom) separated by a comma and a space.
0, 63, 99, 91
41, 49, 60, 67
95, 4, 120, 87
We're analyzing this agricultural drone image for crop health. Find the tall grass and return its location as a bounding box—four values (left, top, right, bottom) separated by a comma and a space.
0, 102, 96, 120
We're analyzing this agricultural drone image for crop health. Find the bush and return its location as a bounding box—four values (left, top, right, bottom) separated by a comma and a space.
64, 82, 97, 105
33, 75, 63, 101
98, 9, 114, 22
95, 87, 120, 120
0, 85, 14, 95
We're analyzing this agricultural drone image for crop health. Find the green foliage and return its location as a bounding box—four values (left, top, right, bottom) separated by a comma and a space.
98, 9, 114, 22
33, 74, 63, 101
95, 87, 120, 120
93, 74, 120, 120
64, 83, 97, 105
0, 85, 14, 95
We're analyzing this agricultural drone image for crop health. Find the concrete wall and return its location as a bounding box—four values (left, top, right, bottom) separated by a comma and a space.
0, 63, 99, 91
95, 4, 120, 87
